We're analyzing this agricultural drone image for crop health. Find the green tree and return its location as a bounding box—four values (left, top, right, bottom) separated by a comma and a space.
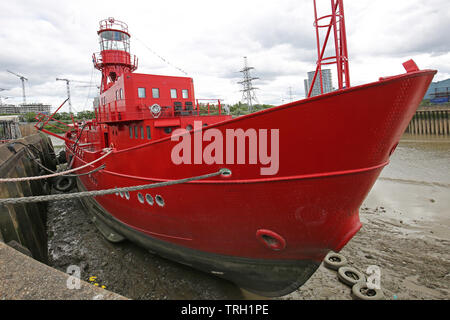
24, 112, 37, 122
76, 110, 95, 120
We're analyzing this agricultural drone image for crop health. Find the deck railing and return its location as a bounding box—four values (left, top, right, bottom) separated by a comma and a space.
95, 99, 223, 123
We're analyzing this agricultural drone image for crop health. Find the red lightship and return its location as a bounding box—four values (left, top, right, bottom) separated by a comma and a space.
37, 1, 435, 296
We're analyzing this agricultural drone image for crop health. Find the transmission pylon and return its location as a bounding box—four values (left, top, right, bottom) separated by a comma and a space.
288, 86, 294, 102
238, 56, 259, 112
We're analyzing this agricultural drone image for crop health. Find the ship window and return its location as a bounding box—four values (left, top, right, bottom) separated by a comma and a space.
170, 89, 177, 99
129, 126, 133, 138
147, 126, 151, 140
137, 193, 145, 204
155, 195, 165, 207
141, 126, 144, 139
120, 88, 123, 100
182, 89, 189, 99
135, 126, 138, 138
145, 194, 154, 206
152, 88, 160, 98
164, 127, 173, 134
138, 87, 146, 98
100, 30, 129, 42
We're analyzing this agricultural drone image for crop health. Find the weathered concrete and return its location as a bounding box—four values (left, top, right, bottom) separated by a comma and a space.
0, 241, 127, 300
18, 123, 38, 138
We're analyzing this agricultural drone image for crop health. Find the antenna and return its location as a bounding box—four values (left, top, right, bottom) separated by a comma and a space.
6, 70, 28, 104
238, 57, 259, 112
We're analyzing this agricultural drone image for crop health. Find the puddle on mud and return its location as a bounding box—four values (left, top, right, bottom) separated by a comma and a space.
364, 135, 450, 240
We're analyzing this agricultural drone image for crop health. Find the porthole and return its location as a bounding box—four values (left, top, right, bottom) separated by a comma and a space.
164, 127, 173, 134
186, 124, 193, 131
155, 195, 165, 207
125, 191, 130, 200
137, 193, 145, 204
145, 194, 154, 206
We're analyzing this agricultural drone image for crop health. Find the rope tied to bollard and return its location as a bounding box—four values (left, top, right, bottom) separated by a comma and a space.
0, 168, 232, 206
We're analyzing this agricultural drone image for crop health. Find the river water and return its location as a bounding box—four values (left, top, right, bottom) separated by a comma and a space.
364, 134, 450, 240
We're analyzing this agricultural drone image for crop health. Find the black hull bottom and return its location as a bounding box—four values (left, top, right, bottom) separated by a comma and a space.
77, 180, 320, 297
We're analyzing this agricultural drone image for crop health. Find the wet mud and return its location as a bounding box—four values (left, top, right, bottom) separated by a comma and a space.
47, 198, 244, 300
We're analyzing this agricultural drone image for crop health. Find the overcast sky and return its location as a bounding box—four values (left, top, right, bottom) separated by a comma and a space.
0, 0, 449, 113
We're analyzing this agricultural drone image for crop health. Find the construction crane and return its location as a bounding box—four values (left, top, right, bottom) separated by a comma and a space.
56, 78, 95, 114
6, 70, 28, 105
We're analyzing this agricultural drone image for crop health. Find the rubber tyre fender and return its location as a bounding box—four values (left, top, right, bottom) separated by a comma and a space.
57, 150, 67, 164
338, 266, 366, 287
352, 282, 385, 300
323, 252, 347, 270
54, 176, 75, 192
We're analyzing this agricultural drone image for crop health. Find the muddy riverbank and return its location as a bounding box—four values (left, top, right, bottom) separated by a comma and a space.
281, 206, 450, 300
47, 197, 244, 300
47, 136, 450, 300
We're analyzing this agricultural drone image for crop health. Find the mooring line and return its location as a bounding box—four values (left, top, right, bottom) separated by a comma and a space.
0, 168, 231, 205
0, 148, 113, 183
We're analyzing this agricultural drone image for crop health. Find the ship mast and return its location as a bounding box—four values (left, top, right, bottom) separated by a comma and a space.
92, 17, 138, 93
308, 0, 350, 98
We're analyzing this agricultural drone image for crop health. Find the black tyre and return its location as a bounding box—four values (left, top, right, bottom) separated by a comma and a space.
54, 176, 75, 192
57, 150, 67, 164
352, 282, 385, 300
338, 266, 366, 287
323, 252, 347, 270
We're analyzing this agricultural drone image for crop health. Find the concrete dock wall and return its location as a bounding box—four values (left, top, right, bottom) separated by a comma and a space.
406, 108, 450, 137
0, 241, 127, 300
0, 133, 57, 263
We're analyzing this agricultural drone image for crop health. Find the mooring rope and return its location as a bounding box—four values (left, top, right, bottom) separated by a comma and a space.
19, 143, 106, 178
0, 148, 113, 183
0, 168, 231, 205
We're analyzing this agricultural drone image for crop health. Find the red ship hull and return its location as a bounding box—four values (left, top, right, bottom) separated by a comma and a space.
64, 69, 435, 296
